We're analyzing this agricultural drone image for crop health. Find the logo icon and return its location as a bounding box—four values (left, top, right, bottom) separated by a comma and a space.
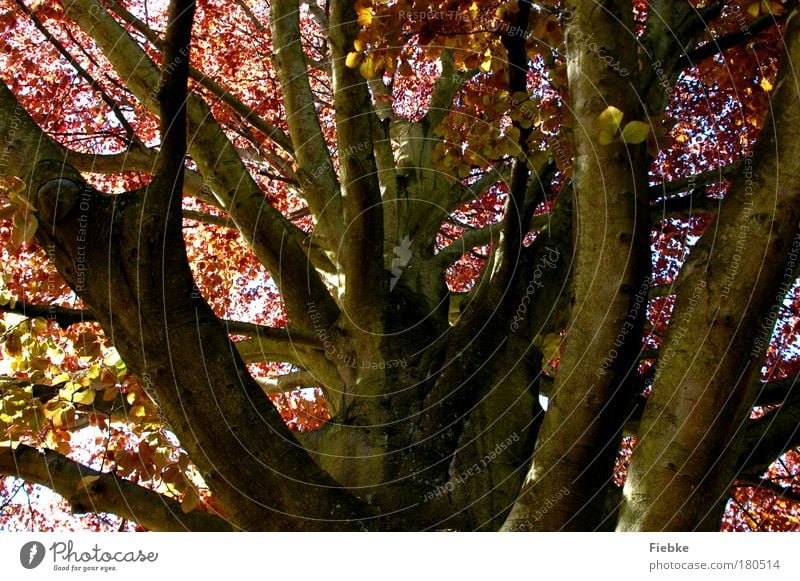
20, 541, 46, 569
390, 235, 413, 292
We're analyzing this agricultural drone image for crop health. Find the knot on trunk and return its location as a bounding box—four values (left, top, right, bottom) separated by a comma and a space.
31, 160, 88, 226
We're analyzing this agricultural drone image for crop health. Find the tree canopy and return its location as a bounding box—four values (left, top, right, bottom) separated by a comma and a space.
1, 0, 800, 532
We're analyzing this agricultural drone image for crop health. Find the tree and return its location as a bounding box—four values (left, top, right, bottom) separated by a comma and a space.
1, 0, 800, 532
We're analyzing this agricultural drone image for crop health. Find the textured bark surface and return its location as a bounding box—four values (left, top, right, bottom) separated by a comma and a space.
502, 0, 650, 531
618, 9, 800, 531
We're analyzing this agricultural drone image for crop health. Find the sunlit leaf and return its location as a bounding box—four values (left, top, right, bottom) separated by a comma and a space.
620, 120, 651, 144
597, 106, 624, 145
181, 487, 200, 513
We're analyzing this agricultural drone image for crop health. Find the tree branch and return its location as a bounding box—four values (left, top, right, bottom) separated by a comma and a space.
270, 0, 342, 243
0, 445, 232, 531
0, 299, 327, 356
105, 0, 296, 157
505, 0, 650, 532
63, 0, 340, 331
649, 160, 741, 200
257, 370, 318, 395
14, 0, 138, 145
639, 0, 724, 114
739, 396, 800, 477
28, 166, 366, 530
433, 222, 503, 268
151, 0, 194, 210
733, 478, 800, 507
676, 11, 787, 71
446, 163, 513, 214
754, 375, 800, 406
327, 0, 386, 336
620, 10, 800, 530
0, 301, 89, 327
423, 50, 475, 135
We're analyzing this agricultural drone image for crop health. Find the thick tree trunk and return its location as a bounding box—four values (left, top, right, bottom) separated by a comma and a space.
1, 0, 372, 530
502, 0, 650, 531
618, 8, 800, 531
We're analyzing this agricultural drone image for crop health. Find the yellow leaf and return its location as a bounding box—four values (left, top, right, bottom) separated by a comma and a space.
8, 189, 36, 212
479, 50, 492, 73
181, 487, 200, 513
52, 372, 70, 384
770, 1, 786, 15
0, 175, 25, 195
131, 405, 147, 418
357, 8, 373, 27
52, 405, 76, 429
760, 77, 773, 92
345, 51, 363, 69
359, 56, 377, 79
18, 213, 38, 244
620, 120, 651, 144
72, 388, 95, 406
597, 106, 624, 145
747, 2, 760, 17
